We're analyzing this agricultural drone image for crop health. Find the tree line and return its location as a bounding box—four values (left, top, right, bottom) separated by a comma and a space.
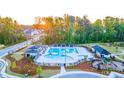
0, 17, 27, 46
33, 14, 124, 45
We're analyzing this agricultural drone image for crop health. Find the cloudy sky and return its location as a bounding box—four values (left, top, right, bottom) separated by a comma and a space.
0, 0, 124, 25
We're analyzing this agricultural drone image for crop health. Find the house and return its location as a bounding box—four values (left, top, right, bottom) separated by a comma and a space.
92, 45, 111, 57
25, 45, 43, 58
24, 28, 41, 37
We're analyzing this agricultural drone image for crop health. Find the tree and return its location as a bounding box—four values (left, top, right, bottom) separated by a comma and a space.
92, 19, 104, 42
36, 66, 43, 77
83, 55, 88, 60
11, 61, 17, 69
0, 17, 27, 46
32, 15, 124, 45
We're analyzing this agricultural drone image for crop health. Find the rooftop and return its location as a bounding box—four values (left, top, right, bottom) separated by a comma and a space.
92, 45, 111, 55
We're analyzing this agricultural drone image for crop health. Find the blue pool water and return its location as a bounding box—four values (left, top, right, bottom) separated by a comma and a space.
48, 47, 78, 55
44, 54, 73, 61
41, 47, 79, 63
44, 47, 78, 61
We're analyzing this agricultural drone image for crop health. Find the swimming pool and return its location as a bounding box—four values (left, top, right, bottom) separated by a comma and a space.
48, 47, 78, 55
35, 47, 94, 66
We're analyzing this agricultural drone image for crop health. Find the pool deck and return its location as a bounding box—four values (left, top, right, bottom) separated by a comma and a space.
60, 65, 66, 74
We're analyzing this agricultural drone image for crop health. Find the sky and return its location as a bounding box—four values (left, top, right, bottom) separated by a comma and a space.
0, 0, 124, 25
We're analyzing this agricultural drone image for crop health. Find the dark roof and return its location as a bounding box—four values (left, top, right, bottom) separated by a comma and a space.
28, 45, 42, 50
92, 45, 111, 55
26, 45, 43, 53
24, 29, 40, 34
26, 50, 38, 53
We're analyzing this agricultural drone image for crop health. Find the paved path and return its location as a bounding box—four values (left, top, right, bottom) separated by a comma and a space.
115, 55, 124, 62
0, 59, 18, 78
60, 65, 66, 74
111, 51, 124, 62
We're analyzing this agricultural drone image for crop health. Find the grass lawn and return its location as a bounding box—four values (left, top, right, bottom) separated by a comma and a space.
118, 55, 124, 59
11, 54, 24, 61
6, 70, 25, 78
40, 70, 60, 78
0, 44, 5, 49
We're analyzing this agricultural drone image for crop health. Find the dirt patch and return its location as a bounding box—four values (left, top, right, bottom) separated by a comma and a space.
42, 66, 60, 70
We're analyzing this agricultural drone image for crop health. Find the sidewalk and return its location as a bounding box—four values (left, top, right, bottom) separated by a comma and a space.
60, 65, 66, 74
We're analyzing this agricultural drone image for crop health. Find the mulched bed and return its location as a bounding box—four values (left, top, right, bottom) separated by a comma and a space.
66, 62, 98, 72
10, 58, 38, 76
42, 66, 60, 70
66, 61, 124, 75
66, 62, 112, 75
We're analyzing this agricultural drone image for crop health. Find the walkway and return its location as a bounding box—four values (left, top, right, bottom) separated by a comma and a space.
60, 65, 66, 74
0, 59, 18, 78
115, 55, 124, 62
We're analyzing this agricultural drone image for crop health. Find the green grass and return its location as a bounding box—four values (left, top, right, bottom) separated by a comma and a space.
10, 46, 29, 61
11, 54, 24, 61
40, 69, 81, 78
40, 70, 60, 78
6, 70, 25, 78
0, 44, 5, 49
118, 55, 124, 59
